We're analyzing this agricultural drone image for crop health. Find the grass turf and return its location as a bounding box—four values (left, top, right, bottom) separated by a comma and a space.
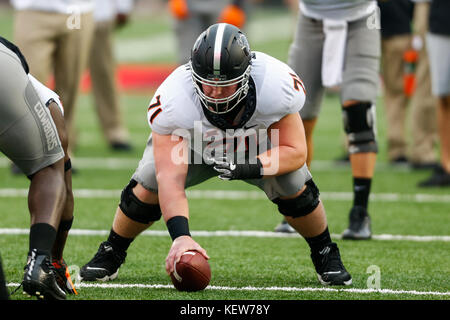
0, 4, 448, 302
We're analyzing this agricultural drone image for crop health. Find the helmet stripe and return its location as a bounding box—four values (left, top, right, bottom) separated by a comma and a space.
213, 23, 226, 76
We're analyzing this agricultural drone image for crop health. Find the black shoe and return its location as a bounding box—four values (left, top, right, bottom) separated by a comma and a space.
311, 243, 352, 286
342, 206, 372, 240
22, 249, 66, 300
390, 156, 408, 165
79, 241, 126, 281
110, 142, 132, 152
274, 219, 296, 233
410, 161, 440, 170
418, 166, 450, 187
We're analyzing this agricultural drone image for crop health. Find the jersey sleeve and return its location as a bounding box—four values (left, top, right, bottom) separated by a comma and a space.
147, 65, 201, 135
147, 89, 175, 135
283, 69, 306, 115
256, 53, 307, 123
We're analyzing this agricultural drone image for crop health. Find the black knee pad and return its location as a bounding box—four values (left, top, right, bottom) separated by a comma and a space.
119, 179, 162, 224
272, 179, 320, 218
342, 102, 378, 154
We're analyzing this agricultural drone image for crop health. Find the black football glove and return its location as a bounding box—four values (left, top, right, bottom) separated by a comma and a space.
211, 157, 263, 180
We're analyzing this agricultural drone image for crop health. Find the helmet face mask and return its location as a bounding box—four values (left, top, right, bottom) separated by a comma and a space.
190, 63, 251, 114
190, 23, 253, 115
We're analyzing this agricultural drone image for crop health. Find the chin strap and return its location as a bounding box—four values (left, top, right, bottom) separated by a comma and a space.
202, 77, 256, 131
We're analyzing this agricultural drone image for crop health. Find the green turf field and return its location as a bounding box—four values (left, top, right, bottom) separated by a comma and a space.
0, 5, 448, 301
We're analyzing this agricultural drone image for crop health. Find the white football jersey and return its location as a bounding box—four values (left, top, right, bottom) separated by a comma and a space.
147, 52, 306, 162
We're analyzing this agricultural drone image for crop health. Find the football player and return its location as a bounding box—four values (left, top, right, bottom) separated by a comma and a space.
277, 0, 381, 239
80, 23, 352, 286
0, 37, 77, 299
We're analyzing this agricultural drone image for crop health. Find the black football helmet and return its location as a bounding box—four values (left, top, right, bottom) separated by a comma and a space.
190, 23, 255, 129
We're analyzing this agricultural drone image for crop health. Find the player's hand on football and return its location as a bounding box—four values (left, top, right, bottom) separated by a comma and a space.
165, 235, 209, 275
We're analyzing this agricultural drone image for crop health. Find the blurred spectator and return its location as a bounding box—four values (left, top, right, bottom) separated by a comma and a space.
419, 0, 450, 187
89, 0, 134, 151
11, 0, 95, 155
168, 0, 248, 64
379, 0, 438, 168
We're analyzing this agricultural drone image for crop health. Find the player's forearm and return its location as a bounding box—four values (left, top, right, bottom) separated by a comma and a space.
153, 133, 189, 221
157, 181, 189, 222
157, 179, 191, 242
258, 145, 306, 177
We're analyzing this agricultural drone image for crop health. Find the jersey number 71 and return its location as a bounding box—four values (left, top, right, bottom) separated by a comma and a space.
289, 73, 306, 95
148, 95, 162, 124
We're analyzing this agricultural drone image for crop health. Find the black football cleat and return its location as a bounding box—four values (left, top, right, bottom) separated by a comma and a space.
389, 156, 408, 165
311, 243, 352, 286
274, 219, 296, 233
110, 141, 133, 152
342, 206, 372, 240
52, 258, 78, 295
410, 161, 439, 170
22, 249, 66, 300
418, 166, 450, 187
79, 241, 126, 281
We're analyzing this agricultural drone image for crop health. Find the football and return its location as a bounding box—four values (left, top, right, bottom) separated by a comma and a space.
170, 251, 211, 291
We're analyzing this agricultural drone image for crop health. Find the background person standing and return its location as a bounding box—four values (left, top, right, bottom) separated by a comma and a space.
11, 0, 95, 155
88, 0, 134, 151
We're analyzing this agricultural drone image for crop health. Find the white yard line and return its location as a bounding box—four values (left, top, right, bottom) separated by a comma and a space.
6, 282, 449, 297
1, 187, 449, 203
0, 157, 431, 172
0, 228, 448, 242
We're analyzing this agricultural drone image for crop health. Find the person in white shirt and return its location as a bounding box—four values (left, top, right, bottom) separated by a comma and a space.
11, 0, 95, 156
88, 0, 134, 151
79, 24, 352, 287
